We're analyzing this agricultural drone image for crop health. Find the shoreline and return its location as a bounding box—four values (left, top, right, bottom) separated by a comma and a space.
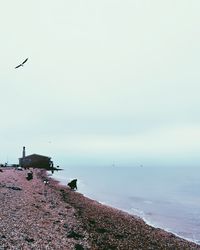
50, 170, 200, 246
0, 167, 199, 249
47, 170, 200, 249
69, 192, 199, 246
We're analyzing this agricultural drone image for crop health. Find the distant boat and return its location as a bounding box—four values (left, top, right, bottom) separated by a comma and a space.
15, 58, 28, 69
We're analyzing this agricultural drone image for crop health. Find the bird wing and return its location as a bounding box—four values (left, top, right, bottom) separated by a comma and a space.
15, 64, 22, 69
22, 58, 28, 64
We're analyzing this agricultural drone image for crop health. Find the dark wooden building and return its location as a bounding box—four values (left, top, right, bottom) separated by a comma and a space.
19, 154, 53, 169
19, 147, 53, 169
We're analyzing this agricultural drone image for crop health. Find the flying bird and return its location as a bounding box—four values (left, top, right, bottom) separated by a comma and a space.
15, 58, 28, 69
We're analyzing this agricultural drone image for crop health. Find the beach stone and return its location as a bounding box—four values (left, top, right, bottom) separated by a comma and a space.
25, 237, 34, 243
58, 212, 65, 216
67, 230, 84, 240
88, 219, 96, 225
74, 243, 85, 250
8, 186, 22, 191
63, 223, 68, 229
96, 228, 108, 234
53, 220, 61, 226
114, 234, 124, 239
33, 204, 40, 209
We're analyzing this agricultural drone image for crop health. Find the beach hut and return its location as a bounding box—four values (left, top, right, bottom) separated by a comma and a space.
19, 154, 53, 169
19, 147, 53, 169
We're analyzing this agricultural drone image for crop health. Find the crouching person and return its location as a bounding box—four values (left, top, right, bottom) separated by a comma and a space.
26, 171, 33, 181
68, 179, 77, 190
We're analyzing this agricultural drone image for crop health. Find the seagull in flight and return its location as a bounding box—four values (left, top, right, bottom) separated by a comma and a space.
15, 58, 28, 69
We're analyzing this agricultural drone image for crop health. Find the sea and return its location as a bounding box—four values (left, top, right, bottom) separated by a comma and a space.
50, 165, 200, 244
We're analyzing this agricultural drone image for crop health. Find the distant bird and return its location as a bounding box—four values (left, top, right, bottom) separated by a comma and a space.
15, 58, 28, 69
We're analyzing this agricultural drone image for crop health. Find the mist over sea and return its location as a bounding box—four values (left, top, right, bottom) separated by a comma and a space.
51, 165, 200, 244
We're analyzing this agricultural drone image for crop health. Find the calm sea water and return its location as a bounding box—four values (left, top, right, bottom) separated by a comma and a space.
50, 165, 200, 244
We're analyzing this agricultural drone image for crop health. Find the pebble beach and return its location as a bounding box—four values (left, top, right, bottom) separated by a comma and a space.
0, 167, 199, 250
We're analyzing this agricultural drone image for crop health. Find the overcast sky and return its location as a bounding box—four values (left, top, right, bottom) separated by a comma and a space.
1, 1, 200, 167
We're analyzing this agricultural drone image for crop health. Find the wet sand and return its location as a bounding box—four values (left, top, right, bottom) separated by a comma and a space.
0, 167, 199, 249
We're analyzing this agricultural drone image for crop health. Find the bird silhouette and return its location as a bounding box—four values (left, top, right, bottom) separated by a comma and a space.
15, 58, 28, 69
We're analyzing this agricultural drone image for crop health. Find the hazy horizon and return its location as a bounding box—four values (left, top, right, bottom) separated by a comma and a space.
1, 1, 200, 167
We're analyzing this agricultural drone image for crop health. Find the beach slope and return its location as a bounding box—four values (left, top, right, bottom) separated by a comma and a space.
0, 168, 199, 250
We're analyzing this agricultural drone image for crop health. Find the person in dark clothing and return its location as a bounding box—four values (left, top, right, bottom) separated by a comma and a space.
26, 171, 33, 181
68, 179, 77, 190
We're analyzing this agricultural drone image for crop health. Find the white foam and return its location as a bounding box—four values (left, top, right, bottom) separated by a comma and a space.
127, 207, 200, 245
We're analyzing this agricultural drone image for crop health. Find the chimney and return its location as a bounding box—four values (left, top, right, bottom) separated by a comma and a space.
22, 146, 26, 158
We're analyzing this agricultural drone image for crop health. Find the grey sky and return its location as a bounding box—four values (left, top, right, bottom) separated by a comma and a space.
1, 1, 200, 166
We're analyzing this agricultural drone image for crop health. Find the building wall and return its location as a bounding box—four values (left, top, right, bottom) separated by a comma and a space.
19, 155, 53, 169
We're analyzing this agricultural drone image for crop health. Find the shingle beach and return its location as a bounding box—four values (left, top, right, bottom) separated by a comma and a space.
0, 167, 199, 250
